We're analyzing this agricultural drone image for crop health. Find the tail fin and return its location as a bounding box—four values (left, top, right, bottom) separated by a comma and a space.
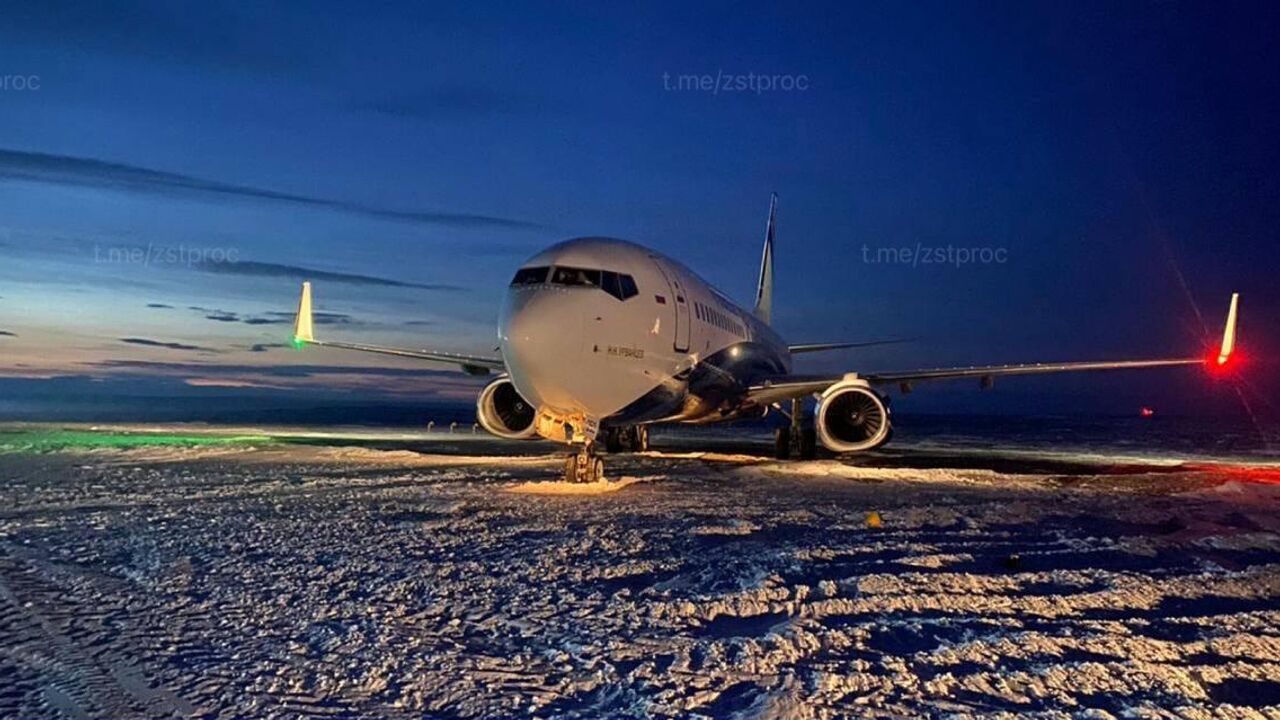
753, 192, 777, 325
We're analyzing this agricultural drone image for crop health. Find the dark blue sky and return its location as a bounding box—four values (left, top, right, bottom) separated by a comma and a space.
0, 0, 1276, 417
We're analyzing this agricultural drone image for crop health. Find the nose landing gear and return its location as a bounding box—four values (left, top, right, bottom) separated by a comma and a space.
565, 424, 650, 482
563, 442, 606, 483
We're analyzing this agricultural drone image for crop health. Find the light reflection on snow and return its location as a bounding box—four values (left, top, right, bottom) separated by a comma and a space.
0, 425, 1277, 717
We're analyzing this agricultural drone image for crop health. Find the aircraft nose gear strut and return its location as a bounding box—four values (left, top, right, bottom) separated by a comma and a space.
564, 441, 605, 483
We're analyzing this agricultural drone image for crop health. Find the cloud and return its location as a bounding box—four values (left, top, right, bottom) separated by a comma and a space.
183, 377, 290, 390
312, 312, 353, 325
194, 259, 464, 291
0, 330, 16, 337
119, 337, 216, 352
403, 320, 435, 326
261, 311, 352, 325
0, 148, 543, 230
146, 303, 174, 309
1, 3, 321, 75
185, 306, 348, 326
187, 306, 245, 323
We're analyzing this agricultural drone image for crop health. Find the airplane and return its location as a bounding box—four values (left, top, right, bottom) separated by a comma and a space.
291, 194, 1242, 483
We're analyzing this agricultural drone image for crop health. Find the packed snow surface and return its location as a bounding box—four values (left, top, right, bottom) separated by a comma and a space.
0, 424, 1278, 718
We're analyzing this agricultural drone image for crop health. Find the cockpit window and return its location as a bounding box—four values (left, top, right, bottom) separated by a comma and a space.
510, 266, 549, 285
618, 274, 639, 299
543, 265, 639, 301
551, 266, 601, 287
601, 271, 640, 301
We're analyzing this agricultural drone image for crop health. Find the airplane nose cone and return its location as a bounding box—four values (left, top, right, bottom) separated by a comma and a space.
500, 289, 583, 411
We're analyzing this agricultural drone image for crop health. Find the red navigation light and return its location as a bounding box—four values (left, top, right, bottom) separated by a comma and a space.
1140, 407, 1155, 418
1206, 346, 1243, 376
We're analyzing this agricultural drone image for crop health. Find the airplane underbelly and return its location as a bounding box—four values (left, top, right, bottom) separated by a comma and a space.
606, 341, 786, 425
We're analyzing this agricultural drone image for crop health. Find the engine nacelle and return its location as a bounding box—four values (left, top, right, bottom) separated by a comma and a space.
816, 379, 892, 453
475, 377, 538, 439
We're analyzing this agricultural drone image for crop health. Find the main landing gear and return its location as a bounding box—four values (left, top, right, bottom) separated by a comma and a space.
563, 442, 606, 483
774, 397, 817, 460
602, 425, 650, 454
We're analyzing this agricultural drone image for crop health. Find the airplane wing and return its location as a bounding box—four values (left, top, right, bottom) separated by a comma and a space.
788, 339, 909, 354
748, 293, 1240, 405
290, 282, 506, 376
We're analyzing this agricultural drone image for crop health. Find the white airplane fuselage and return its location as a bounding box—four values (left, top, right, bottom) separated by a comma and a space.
499, 237, 788, 439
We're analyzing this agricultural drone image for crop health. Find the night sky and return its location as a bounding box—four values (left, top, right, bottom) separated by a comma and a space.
1, 1, 1276, 419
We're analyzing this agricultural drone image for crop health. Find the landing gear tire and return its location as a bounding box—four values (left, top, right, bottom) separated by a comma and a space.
634, 425, 650, 452
774, 428, 791, 459
798, 427, 817, 460
603, 426, 649, 453
776, 398, 817, 460
564, 443, 605, 483
603, 428, 624, 454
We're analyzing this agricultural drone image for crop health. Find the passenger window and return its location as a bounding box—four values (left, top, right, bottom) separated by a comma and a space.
510, 266, 549, 285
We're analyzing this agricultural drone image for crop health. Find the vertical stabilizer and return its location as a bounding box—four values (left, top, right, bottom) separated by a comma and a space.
753, 193, 777, 325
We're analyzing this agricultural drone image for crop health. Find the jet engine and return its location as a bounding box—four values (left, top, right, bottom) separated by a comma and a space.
815, 379, 892, 452
476, 377, 538, 439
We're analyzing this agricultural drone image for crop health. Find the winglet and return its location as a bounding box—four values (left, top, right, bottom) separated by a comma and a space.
1216, 292, 1240, 366
292, 281, 314, 348
753, 192, 777, 325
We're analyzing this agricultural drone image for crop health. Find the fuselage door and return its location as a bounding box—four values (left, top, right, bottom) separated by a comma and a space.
650, 258, 691, 353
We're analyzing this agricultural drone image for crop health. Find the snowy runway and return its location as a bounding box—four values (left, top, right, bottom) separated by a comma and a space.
1, 426, 1278, 718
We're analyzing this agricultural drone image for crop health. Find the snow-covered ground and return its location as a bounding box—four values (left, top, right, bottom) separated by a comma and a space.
0, 425, 1278, 718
